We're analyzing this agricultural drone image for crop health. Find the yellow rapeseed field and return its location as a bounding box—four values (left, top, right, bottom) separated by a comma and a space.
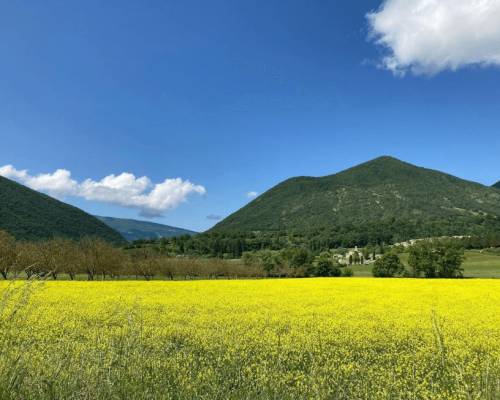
1, 278, 499, 399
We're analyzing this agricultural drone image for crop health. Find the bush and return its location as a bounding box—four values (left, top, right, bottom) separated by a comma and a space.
342, 268, 354, 277
316, 259, 333, 277
282, 247, 313, 268
408, 240, 465, 278
372, 253, 404, 277
315, 254, 342, 277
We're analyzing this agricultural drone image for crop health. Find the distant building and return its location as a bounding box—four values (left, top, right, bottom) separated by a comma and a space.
336, 246, 373, 265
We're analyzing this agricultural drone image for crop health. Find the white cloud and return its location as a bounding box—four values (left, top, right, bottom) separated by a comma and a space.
0, 165, 206, 217
246, 191, 258, 199
27, 169, 79, 197
367, 0, 500, 75
0, 165, 28, 180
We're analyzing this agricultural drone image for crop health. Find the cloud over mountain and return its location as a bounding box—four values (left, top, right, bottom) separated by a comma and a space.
0, 165, 206, 217
367, 0, 500, 75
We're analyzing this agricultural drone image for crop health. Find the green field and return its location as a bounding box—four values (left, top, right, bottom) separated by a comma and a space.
350, 250, 500, 278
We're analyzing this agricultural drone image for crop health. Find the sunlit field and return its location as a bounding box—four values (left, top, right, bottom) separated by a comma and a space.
1, 279, 499, 399
350, 250, 500, 278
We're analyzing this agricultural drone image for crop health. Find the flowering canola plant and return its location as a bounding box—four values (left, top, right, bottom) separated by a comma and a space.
0, 278, 499, 399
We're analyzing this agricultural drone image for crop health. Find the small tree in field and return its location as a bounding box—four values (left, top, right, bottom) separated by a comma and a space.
282, 247, 312, 269
49, 238, 81, 280
435, 241, 465, 278
16, 242, 40, 279
36, 241, 57, 279
408, 240, 464, 278
131, 248, 159, 280
408, 240, 434, 277
0, 231, 17, 279
315, 253, 341, 277
260, 251, 278, 276
79, 237, 122, 280
372, 253, 404, 277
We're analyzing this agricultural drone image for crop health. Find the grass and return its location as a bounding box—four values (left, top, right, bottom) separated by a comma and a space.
460, 250, 500, 278
349, 250, 500, 278
1, 278, 499, 399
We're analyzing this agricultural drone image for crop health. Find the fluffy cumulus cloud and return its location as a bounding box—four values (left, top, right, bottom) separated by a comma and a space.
0, 165, 206, 217
367, 0, 500, 75
246, 191, 258, 199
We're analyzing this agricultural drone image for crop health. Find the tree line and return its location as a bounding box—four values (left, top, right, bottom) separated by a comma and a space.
372, 239, 465, 278
133, 228, 500, 259
0, 231, 264, 280
0, 230, 357, 280
0, 230, 474, 280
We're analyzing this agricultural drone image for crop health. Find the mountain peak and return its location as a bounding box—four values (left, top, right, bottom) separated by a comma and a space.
369, 155, 403, 163
355, 156, 414, 169
211, 157, 500, 243
338, 156, 416, 173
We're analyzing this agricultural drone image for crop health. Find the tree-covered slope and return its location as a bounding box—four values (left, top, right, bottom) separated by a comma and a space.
96, 216, 196, 241
211, 157, 500, 239
0, 176, 126, 243
493, 181, 500, 189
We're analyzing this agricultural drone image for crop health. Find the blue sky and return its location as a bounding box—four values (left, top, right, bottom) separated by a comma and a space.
1, 0, 500, 232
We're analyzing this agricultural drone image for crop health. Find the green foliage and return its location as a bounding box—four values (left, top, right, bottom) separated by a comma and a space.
260, 251, 276, 274
0, 177, 125, 244
281, 247, 312, 268
210, 157, 500, 244
315, 252, 342, 277
372, 253, 405, 277
315, 253, 341, 277
408, 240, 465, 278
96, 216, 197, 241
492, 181, 500, 189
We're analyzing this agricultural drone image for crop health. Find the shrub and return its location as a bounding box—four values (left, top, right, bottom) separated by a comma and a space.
316, 259, 334, 277
315, 253, 342, 277
372, 253, 404, 277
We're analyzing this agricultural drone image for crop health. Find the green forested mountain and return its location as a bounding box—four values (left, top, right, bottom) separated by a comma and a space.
0, 176, 125, 243
493, 181, 500, 189
96, 216, 196, 241
211, 157, 500, 242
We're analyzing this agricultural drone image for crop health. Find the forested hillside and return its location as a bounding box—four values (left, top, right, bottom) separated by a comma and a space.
0, 176, 125, 243
211, 156, 500, 241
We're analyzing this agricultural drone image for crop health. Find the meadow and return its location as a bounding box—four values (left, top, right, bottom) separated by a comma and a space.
349, 250, 500, 278
1, 278, 499, 399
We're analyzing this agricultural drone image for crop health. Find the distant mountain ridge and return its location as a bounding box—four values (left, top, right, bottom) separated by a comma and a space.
0, 176, 125, 243
493, 181, 500, 189
211, 156, 500, 242
96, 216, 197, 241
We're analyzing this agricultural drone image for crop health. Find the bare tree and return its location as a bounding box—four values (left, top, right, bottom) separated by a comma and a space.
79, 237, 123, 280
16, 242, 41, 279
130, 248, 159, 280
0, 231, 17, 280
43, 238, 81, 280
